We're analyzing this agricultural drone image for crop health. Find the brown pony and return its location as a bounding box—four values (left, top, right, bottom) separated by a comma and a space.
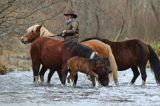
66, 56, 111, 87
21, 24, 110, 86
82, 37, 160, 86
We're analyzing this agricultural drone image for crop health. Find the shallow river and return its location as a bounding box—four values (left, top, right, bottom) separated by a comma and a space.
0, 69, 160, 106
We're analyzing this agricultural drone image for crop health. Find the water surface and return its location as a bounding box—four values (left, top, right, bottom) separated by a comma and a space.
0, 69, 159, 106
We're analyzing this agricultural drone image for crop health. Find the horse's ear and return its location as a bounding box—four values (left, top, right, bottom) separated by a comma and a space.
36, 25, 42, 32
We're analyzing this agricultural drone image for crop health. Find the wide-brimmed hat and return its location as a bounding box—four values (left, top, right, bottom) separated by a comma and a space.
64, 10, 77, 18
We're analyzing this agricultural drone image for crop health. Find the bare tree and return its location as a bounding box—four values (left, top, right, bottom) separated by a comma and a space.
0, 0, 66, 36
150, 0, 160, 25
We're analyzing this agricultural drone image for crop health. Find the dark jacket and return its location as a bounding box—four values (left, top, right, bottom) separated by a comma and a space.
63, 19, 79, 42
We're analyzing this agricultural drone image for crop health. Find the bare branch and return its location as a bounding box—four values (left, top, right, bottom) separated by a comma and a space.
115, 18, 125, 41
95, 13, 100, 36
115, 0, 128, 41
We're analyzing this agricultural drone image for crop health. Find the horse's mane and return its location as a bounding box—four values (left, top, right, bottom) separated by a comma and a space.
27, 24, 54, 37
81, 37, 112, 44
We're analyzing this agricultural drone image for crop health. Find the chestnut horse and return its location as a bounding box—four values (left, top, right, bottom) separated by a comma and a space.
21, 24, 118, 86
66, 56, 111, 87
21, 25, 110, 85
82, 37, 160, 85
81, 39, 118, 85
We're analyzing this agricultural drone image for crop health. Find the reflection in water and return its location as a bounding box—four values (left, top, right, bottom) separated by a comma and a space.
0, 69, 159, 106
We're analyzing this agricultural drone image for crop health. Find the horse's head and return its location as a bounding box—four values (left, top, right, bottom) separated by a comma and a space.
95, 58, 111, 86
21, 24, 42, 44
21, 24, 53, 44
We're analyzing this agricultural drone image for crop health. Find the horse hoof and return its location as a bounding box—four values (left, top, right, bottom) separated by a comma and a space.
45, 82, 52, 87
141, 81, 146, 86
94, 85, 99, 89
33, 81, 41, 87
61, 84, 65, 87
95, 83, 99, 88
95, 86, 98, 88
39, 81, 45, 86
157, 83, 160, 86
115, 80, 119, 86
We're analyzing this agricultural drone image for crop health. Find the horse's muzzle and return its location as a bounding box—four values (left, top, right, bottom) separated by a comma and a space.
21, 37, 29, 44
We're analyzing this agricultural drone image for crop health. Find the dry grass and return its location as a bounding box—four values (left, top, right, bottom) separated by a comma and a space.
0, 49, 31, 71
0, 63, 7, 75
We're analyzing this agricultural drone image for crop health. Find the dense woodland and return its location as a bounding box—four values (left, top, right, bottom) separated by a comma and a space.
0, 0, 160, 70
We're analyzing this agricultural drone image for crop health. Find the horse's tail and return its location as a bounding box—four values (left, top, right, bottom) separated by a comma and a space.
106, 44, 119, 85
148, 45, 160, 84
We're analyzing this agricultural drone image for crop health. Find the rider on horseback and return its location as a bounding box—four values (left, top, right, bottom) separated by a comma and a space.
58, 9, 100, 60
58, 10, 79, 43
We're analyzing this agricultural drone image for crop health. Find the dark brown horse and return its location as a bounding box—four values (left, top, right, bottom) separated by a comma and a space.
20, 25, 110, 85
82, 37, 160, 85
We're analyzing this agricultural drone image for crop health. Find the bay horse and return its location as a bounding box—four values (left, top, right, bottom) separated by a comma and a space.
66, 56, 111, 87
82, 37, 160, 85
20, 25, 110, 85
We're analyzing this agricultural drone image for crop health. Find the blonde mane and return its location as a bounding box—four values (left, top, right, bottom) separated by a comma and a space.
27, 24, 54, 37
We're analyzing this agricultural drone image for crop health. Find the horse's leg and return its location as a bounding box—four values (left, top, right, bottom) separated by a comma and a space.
90, 76, 96, 86
57, 67, 70, 85
87, 75, 91, 80
87, 71, 98, 87
67, 73, 71, 84
67, 73, 75, 86
67, 68, 78, 86
47, 70, 55, 83
39, 66, 48, 83
130, 66, 140, 85
61, 64, 70, 85
32, 62, 41, 84
139, 65, 147, 86
73, 73, 78, 86
57, 70, 65, 85
70, 74, 75, 86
